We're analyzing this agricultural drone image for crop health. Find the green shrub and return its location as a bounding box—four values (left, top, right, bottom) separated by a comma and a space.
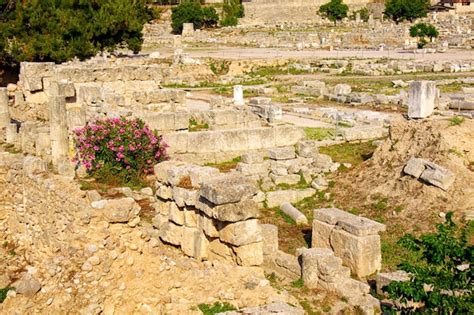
171, 1, 203, 34
352, 7, 370, 22
449, 116, 465, 126
201, 6, 219, 28
383, 212, 473, 313
198, 302, 237, 315
221, 0, 244, 27
410, 23, 439, 48
0, 287, 12, 303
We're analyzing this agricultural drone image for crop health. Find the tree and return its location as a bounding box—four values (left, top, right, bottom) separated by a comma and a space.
0, 0, 151, 66
318, 0, 348, 26
221, 0, 244, 27
171, 1, 218, 34
384, 0, 430, 24
383, 212, 473, 313
410, 23, 439, 48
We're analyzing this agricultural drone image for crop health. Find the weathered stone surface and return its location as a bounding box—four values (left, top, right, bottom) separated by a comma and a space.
403, 157, 426, 178
337, 215, 386, 237
102, 197, 141, 223
233, 242, 264, 266
154, 161, 187, 183
181, 227, 200, 257
311, 220, 334, 248
270, 174, 301, 186
196, 197, 260, 222
268, 147, 296, 160
280, 203, 308, 225
172, 186, 198, 207
152, 214, 168, 230
376, 271, 410, 295
312, 154, 333, 170
208, 239, 235, 264
334, 84, 351, 95
168, 202, 184, 226
200, 174, 258, 205
261, 224, 278, 255
219, 219, 262, 246
313, 208, 348, 225
12, 273, 41, 298
236, 162, 269, 176
184, 208, 198, 227
159, 221, 183, 246
241, 152, 264, 164
408, 81, 436, 119
229, 302, 305, 315
420, 163, 455, 191
274, 250, 301, 278
197, 213, 219, 238
156, 184, 173, 200
188, 166, 220, 188
300, 248, 334, 288
296, 140, 318, 158
266, 188, 315, 208
330, 229, 382, 278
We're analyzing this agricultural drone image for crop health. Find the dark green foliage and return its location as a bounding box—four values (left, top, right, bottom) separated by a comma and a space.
384, 0, 430, 24
318, 0, 348, 25
0, 0, 151, 66
197, 302, 237, 315
0, 287, 12, 303
352, 7, 370, 22
409, 23, 439, 48
221, 0, 244, 27
383, 212, 474, 313
171, 1, 218, 34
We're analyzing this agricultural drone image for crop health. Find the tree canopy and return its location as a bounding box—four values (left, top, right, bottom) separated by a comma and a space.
171, 1, 219, 34
0, 0, 152, 66
384, 0, 430, 24
410, 23, 439, 48
318, 0, 348, 25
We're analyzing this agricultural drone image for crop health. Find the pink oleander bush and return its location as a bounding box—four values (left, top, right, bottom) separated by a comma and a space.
73, 117, 167, 187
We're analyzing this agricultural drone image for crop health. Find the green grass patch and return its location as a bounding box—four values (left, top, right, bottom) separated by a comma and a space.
248, 66, 310, 78
319, 141, 377, 166
204, 156, 241, 173
197, 302, 237, 315
189, 118, 209, 132
304, 127, 335, 141
276, 209, 296, 225
449, 116, 464, 126
291, 278, 304, 288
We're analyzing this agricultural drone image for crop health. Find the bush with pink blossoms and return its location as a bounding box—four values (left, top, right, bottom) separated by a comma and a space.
74, 117, 167, 186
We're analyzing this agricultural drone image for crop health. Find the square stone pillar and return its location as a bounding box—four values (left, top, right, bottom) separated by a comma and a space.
0, 87, 10, 130
233, 85, 244, 106
408, 81, 437, 119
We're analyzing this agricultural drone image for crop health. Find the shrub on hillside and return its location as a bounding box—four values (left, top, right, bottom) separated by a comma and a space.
221, 0, 244, 27
384, 0, 430, 24
318, 0, 349, 26
410, 23, 439, 48
171, 1, 218, 34
74, 117, 167, 186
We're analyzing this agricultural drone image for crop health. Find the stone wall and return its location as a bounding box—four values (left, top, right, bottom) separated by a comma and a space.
153, 161, 264, 266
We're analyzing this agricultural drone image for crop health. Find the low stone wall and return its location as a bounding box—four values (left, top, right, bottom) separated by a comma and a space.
153, 161, 264, 266
163, 125, 305, 163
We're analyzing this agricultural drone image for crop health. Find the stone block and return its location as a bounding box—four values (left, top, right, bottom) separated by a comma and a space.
197, 213, 219, 238
337, 215, 386, 237
200, 174, 258, 205
266, 188, 315, 208
261, 224, 278, 255
270, 174, 301, 186
196, 197, 260, 222
152, 214, 168, 230
172, 187, 198, 207
208, 239, 235, 264
219, 219, 262, 246
236, 162, 269, 176
311, 220, 334, 248
154, 161, 187, 183
233, 242, 264, 266
330, 229, 381, 278
103, 197, 141, 223
152, 200, 170, 215
241, 152, 264, 164
268, 147, 296, 160
184, 208, 198, 227
301, 248, 334, 288
188, 166, 220, 188
335, 84, 351, 95
313, 208, 349, 225
296, 140, 318, 158
156, 184, 173, 200
181, 227, 206, 258
274, 250, 301, 278
420, 163, 455, 191
168, 202, 184, 226
408, 81, 437, 119
280, 203, 308, 225
159, 221, 183, 246
403, 157, 426, 178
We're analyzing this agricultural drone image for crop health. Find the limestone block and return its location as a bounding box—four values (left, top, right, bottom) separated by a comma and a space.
341, 126, 388, 142
403, 157, 426, 178
156, 184, 173, 200
337, 215, 386, 237
197, 213, 219, 238
167, 164, 194, 186
236, 162, 269, 176
273, 126, 305, 147
420, 164, 455, 191
103, 197, 141, 223
181, 227, 200, 257
159, 221, 183, 246
200, 174, 258, 205
12, 273, 41, 298
152, 214, 168, 230
208, 239, 235, 264
311, 220, 334, 248
22, 156, 47, 175
154, 161, 187, 184
268, 147, 296, 160
233, 85, 244, 105
266, 188, 315, 208
301, 248, 334, 288
312, 154, 333, 170
233, 242, 264, 266
172, 187, 198, 207
196, 197, 260, 222
188, 166, 220, 188
241, 152, 264, 164
408, 81, 437, 119
270, 174, 301, 186
238, 302, 304, 315
219, 219, 262, 246
296, 140, 318, 158
280, 203, 308, 225
376, 270, 410, 295
261, 224, 278, 255
0, 88, 9, 129
330, 229, 382, 278
168, 202, 184, 226
313, 208, 350, 225
274, 250, 301, 278
184, 208, 198, 227
335, 84, 352, 95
